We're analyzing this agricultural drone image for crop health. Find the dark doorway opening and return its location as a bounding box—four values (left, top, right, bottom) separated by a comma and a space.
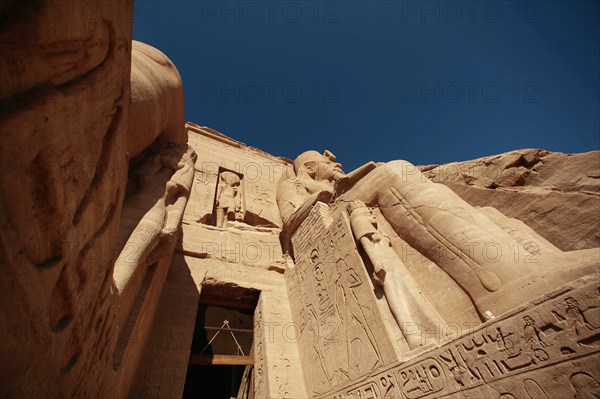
182, 285, 259, 399
182, 365, 246, 398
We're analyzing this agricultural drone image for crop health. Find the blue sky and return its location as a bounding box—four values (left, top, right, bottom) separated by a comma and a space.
133, 1, 599, 170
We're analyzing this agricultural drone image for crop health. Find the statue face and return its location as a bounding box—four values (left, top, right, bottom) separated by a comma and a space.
300, 152, 344, 182
221, 171, 241, 187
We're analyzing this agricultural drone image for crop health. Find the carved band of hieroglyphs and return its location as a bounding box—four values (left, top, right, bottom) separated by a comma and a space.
322, 280, 600, 399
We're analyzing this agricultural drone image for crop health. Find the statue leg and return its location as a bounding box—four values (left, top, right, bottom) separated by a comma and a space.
341, 161, 534, 315
216, 208, 226, 228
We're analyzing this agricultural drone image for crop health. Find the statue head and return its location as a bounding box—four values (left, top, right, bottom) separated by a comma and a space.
294, 150, 344, 182
220, 171, 241, 188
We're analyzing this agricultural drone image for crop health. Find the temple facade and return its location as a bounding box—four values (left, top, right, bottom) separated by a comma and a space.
1, 2, 599, 398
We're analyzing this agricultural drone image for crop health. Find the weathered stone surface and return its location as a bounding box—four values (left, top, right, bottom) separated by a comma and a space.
0, 4, 198, 397
129, 254, 200, 399
420, 149, 600, 251
285, 203, 399, 396
277, 148, 599, 399
186, 123, 285, 229
178, 222, 285, 270
0, 2, 133, 397
321, 275, 600, 399
128, 40, 187, 158
131, 126, 306, 398
2, 6, 598, 397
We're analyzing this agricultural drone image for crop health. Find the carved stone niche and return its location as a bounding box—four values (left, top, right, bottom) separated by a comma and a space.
210, 167, 245, 229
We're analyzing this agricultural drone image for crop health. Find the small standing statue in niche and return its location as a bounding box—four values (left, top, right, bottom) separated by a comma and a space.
347, 200, 444, 349
215, 171, 243, 229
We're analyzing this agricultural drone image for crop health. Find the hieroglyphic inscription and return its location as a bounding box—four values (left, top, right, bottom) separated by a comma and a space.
286, 203, 397, 396
322, 279, 600, 399
254, 297, 267, 398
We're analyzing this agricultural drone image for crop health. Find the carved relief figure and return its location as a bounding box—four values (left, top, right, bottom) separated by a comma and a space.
305, 305, 333, 394
334, 258, 382, 375
276, 150, 539, 317
522, 316, 549, 365
565, 297, 594, 337
311, 249, 333, 315
215, 171, 243, 228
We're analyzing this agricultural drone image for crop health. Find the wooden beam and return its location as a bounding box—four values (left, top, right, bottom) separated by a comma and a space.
199, 296, 257, 311
189, 354, 254, 366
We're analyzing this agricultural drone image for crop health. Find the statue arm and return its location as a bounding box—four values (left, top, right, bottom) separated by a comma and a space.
335, 161, 378, 195
358, 236, 387, 286
282, 190, 333, 234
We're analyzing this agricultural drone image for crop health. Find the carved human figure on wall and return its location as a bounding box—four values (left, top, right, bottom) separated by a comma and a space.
215, 171, 242, 229
334, 258, 382, 373
521, 315, 549, 365
347, 200, 444, 349
276, 150, 536, 318
304, 305, 333, 393
564, 297, 594, 337
114, 143, 196, 293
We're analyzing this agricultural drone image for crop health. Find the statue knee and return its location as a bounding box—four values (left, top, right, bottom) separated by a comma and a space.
382, 160, 425, 185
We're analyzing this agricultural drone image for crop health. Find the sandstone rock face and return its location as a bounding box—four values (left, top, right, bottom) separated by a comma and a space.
323, 275, 600, 399
277, 148, 599, 398
0, 4, 197, 397
419, 149, 600, 251
0, 1, 133, 397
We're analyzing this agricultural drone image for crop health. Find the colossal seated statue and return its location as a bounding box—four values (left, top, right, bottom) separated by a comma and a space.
277, 150, 596, 324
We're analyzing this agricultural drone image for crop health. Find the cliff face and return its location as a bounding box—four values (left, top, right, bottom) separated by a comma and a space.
419, 149, 600, 251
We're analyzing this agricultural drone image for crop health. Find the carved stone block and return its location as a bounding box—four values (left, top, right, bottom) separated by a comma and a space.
286, 202, 397, 396
320, 276, 600, 399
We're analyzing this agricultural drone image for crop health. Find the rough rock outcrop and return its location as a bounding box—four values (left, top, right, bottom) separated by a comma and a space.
419, 149, 600, 251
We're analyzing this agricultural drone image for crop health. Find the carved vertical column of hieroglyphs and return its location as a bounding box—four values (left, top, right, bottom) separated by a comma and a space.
254, 294, 270, 399
0, 2, 133, 397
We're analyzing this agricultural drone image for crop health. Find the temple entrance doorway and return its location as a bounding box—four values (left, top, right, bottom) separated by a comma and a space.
182, 285, 259, 399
